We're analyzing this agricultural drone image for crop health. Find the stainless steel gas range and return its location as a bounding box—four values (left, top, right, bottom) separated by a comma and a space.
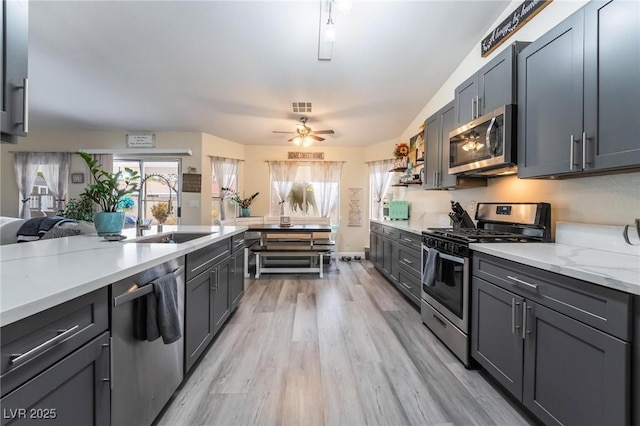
420, 202, 551, 367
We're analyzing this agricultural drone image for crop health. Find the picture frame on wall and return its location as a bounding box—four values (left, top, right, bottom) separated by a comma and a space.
71, 173, 85, 184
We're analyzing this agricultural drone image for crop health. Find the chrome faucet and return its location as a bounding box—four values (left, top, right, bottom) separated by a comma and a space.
137, 173, 176, 236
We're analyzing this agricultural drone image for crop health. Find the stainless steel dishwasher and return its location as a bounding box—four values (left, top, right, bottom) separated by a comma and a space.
110, 259, 185, 426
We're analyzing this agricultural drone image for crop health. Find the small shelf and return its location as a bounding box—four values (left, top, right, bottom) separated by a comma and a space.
389, 167, 407, 172
392, 180, 422, 187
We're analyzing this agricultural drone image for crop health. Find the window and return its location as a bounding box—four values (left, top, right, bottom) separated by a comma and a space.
268, 161, 342, 226
368, 160, 393, 219
211, 157, 240, 222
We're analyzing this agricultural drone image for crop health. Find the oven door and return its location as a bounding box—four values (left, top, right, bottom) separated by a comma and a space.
421, 244, 469, 333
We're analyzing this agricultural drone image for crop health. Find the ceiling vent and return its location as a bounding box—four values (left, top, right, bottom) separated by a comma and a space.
291, 102, 312, 113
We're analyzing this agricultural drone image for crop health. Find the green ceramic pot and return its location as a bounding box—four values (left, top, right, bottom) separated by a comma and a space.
93, 212, 125, 236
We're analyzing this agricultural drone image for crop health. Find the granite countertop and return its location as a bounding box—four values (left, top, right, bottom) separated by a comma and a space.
0, 225, 247, 326
471, 222, 640, 296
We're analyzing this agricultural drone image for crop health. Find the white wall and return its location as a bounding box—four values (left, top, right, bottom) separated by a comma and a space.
366, 0, 640, 234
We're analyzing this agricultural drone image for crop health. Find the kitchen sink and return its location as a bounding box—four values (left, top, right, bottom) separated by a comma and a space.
128, 232, 217, 244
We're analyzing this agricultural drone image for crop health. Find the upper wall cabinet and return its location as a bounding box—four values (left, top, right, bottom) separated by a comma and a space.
422, 101, 486, 190
1, 0, 29, 144
454, 42, 529, 128
517, 0, 640, 178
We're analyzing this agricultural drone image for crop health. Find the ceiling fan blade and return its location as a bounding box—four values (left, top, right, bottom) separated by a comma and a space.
288, 136, 301, 142
273, 131, 296, 134
312, 130, 335, 135
308, 135, 325, 141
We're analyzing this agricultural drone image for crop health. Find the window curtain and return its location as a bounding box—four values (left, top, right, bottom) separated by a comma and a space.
368, 159, 394, 220
211, 156, 240, 220
268, 161, 299, 215
89, 154, 113, 184
309, 161, 342, 217
41, 153, 71, 211
14, 153, 42, 219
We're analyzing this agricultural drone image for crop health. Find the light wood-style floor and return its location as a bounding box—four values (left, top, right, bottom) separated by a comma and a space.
158, 260, 534, 426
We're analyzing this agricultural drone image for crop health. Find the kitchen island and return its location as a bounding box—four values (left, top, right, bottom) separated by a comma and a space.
0, 224, 247, 327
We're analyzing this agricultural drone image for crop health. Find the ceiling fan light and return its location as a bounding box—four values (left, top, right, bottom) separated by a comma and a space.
324, 19, 336, 42
302, 137, 313, 147
293, 137, 302, 146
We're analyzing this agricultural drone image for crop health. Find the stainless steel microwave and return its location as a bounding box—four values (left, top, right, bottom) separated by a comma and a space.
448, 105, 516, 176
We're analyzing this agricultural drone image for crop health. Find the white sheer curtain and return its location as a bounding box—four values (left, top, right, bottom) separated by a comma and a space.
14, 153, 42, 219
309, 161, 342, 217
368, 159, 394, 220
268, 161, 299, 215
211, 156, 240, 220
41, 153, 71, 211
88, 154, 113, 184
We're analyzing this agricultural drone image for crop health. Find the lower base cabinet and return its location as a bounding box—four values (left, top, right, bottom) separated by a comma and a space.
472, 254, 631, 426
185, 257, 231, 373
230, 250, 245, 311
1, 332, 111, 426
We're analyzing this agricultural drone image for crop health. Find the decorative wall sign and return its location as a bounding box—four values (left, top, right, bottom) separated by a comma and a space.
182, 173, 202, 193
347, 187, 363, 227
481, 0, 553, 57
126, 132, 156, 148
288, 152, 324, 160
71, 173, 85, 184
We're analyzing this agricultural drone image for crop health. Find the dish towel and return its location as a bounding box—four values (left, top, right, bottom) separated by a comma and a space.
132, 291, 160, 342
152, 272, 181, 344
423, 248, 440, 287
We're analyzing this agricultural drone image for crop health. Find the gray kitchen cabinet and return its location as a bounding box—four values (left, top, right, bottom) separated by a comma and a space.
212, 257, 231, 335
454, 42, 528, 128
1, 332, 111, 426
0, 288, 110, 426
229, 233, 246, 311
184, 265, 215, 373
471, 253, 631, 426
583, 0, 640, 171
1, 0, 29, 144
184, 237, 234, 373
472, 278, 524, 400
518, 0, 640, 178
370, 221, 421, 307
423, 101, 486, 190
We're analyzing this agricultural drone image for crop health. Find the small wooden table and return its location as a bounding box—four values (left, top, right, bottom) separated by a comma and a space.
246, 224, 333, 278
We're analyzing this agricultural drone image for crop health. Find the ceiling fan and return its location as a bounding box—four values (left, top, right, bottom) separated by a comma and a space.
272, 117, 335, 145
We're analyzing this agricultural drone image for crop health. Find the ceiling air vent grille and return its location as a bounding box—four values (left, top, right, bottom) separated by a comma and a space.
291, 102, 312, 113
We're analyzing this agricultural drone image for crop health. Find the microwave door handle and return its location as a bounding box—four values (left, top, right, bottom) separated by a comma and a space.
486, 116, 496, 153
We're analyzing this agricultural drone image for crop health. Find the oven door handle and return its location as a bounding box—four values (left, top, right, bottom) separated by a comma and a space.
423, 245, 464, 264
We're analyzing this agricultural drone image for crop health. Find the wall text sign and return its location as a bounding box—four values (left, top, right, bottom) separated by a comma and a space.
481, 0, 552, 57
288, 152, 324, 160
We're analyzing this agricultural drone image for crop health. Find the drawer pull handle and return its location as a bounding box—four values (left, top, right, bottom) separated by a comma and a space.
507, 275, 538, 290
402, 238, 413, 243
400, 282, 412, 290
9, 325, 80, 366
433, 314, 447, 328
402, 258, 412, 264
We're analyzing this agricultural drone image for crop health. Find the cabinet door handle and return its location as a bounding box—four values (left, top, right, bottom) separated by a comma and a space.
522, 301, 527, 339
9, 325, 80, 366
471, 98, 475, 119
18, 78, 29, 133
569, 134, 581, 170
507, 275, 538, 290
525, 305, 532, 337
582, 131, 591, 168
476, 96, 480, 118
511, 298, 521, 334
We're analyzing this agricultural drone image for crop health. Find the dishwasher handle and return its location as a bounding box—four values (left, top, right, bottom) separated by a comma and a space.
113, 266, 185, 307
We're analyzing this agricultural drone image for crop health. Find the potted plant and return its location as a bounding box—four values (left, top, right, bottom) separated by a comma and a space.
59, 193, 95, 222
221, 187, 259, 217
78, 151, 140, 236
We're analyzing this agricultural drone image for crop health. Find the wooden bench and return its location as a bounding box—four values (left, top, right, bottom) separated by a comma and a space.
250, 244, 331, 278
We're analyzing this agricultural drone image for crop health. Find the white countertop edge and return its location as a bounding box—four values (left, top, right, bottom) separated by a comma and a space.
0, 226, 247, 326
470, 243, 640, 296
